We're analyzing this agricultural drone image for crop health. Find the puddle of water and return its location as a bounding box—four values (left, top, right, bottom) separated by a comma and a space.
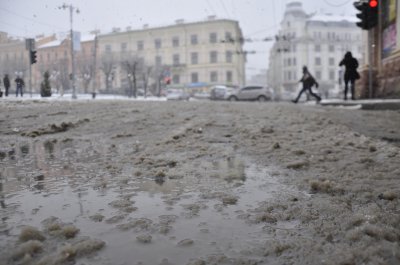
0, 140, 289, 264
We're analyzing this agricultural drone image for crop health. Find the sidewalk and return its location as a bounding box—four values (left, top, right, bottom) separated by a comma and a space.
319, 98, 400, 110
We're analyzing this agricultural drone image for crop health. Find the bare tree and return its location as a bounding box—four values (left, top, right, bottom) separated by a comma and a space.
121, 54, 144, 98
142, 66, 152, 98
100, 53, 116, 93
58, 59, 70, 96
77, 56, 93, 94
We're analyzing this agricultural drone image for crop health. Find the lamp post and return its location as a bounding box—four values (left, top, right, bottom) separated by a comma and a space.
59, 3, 79, 99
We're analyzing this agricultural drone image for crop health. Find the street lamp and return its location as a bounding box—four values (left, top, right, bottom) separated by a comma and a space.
59, 3, 80, 99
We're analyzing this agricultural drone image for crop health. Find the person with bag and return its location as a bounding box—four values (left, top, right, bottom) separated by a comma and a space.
339, 51, 360, 100
292, 66, 321, 103
15, 76, 25, 97
3, 74, 10, 97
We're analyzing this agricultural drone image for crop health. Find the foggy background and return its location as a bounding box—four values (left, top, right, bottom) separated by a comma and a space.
0, 0, 357, 79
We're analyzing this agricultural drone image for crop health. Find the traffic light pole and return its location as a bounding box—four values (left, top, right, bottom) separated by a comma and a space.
368, 30, 374, 98
26, 39, 35, 98
29, 58, 32, 98
70, 5, 77, 99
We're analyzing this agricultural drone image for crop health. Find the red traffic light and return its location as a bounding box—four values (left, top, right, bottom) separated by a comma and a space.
369, 0, 378, 8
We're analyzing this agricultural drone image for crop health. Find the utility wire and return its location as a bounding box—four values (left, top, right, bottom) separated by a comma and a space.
205, 0, 217, 15
322, 0, 353, 7
219, 0, 231, 19
0, 7, 65, 31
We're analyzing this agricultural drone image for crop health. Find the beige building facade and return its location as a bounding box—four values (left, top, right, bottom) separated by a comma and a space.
98, 18, 246, 95
0, 18, 245, 96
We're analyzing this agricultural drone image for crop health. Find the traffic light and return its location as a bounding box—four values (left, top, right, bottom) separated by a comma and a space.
30, 50, 37, 64
354, 0, 378, 30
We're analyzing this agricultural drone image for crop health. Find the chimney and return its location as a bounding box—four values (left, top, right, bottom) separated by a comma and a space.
175, 19, 184, 24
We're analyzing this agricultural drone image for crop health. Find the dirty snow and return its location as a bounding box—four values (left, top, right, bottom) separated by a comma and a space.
0, 99, 399, 265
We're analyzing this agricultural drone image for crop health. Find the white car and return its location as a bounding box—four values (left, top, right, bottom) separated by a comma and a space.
210, 85, 238, 100
226, 86, 273, 102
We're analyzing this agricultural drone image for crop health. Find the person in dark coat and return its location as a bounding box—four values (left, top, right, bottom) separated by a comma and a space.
339, 51, 359, 100
15, 76, 25, 97
292, 66, 321, 103
3, 74, 10, 97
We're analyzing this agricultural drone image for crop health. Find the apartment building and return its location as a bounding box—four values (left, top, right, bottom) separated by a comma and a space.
36, 34, 97, 95
0, 17, 245, 96
267, 2, 363, 99
0, 32, 29, 84
98, 17, 246, 94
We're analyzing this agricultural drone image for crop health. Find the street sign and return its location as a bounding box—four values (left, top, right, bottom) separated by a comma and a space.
25, 38, 35, 51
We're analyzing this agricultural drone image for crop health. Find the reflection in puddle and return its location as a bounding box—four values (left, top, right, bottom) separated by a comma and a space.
44, 140, 55, 159
20, 144, 30, 157
0, 140, 289, 264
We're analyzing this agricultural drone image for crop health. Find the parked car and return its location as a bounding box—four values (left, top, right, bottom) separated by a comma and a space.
166, 89, 191, 101
226, 86, 273, 102
210, 85, 238, 100
192, 91, 211, 100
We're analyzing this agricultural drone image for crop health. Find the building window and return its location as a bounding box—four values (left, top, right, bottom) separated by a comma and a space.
329, 45, 335, 52
315, 57, 321, 66
121, 43, 127, 52
209, 32, 217, 43
137, 41, 144, 51
329, 58, 335, 66
191, 72, 199, 83
210, 51, 218, 63
105, 45, 112, 53
155, 56, 162, 66
172, 37, 180, 47
288, 71, 292, 81
173, 54, 180, 66
226, 51, 233, 63
191, 34, 198, 45
191, 52, 198, 64
225, 32, 233, 43
316, 71, 322, 79
210, 71, 218, 82
226, 71, 233, 82
288, 58, 292, 66
293, 58, 297, 66
155, 38, 162, 49
315, 44, 321, 52
173, 74, 180, 84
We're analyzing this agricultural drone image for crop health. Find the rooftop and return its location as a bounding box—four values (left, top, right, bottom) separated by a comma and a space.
308, 14, 358, 23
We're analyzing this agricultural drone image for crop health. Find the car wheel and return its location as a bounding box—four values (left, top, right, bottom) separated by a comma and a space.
257, 95, 267, 102
228, 96, 238, 101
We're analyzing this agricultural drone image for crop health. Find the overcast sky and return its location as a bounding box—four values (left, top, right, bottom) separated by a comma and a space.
0, 0, 356, 77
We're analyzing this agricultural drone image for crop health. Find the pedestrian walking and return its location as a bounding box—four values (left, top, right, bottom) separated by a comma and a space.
339, 51, 360, 100
15, 76, 25, 97
3, 74, 10, 97
292, 66, 321, 103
